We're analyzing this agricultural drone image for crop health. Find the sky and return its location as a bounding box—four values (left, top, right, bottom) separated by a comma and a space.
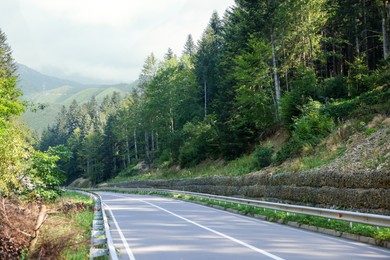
0, 0, 235, 84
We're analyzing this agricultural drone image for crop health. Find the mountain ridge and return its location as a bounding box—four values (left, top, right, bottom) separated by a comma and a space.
17, 63, 137, 133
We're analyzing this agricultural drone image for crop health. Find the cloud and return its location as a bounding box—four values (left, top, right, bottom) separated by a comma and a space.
1, 0, 235, 84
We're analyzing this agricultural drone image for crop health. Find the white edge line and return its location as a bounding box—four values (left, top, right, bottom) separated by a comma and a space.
193, 202, 390, 255
103, 202, 136, 260
138, 198, 285, 260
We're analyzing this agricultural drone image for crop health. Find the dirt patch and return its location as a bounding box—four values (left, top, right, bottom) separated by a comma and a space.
319, 118, 390, 173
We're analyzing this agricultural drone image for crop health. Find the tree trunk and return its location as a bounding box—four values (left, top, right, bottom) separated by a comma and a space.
144, 131, 150, 162
112, 144, 117, 172
204, 79, 207, 118
29, 205, 47, 252
151, 129, 155, 160
363, 0, 368, 62
382, 0, 390, 59
271, 33, 281, 121
126, 139, 130, 165
354, 4, 360, 58
332, 44, 336, 76
87, 160, 90, 176
133, 128, 138, 159
282, 38, 289, 91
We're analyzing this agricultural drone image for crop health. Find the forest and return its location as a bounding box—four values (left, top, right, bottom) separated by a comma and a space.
2, 0, 389, 193
37, 0, 390, 185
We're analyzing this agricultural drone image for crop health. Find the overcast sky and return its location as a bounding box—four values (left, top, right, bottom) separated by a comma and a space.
0, 0, 235, 84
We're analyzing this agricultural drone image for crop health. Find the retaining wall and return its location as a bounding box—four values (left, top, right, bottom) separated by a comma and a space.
104, 169, 390, 215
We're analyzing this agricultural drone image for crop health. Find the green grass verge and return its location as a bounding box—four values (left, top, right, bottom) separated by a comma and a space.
36, 191, 95, 259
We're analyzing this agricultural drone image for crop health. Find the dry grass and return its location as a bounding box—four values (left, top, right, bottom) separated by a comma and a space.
0, 197, 39, 259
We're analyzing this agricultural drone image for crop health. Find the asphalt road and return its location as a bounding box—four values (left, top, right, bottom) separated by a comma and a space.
97, 191, 390, 260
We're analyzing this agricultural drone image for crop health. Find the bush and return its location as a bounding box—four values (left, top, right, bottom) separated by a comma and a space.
280, 66, 319, 127
253, 143, 273, 169
274, 100, 334, 164
179, 115, 219, 168
320, 75, 348, 100
179, 142, 201, 168
292, 100, 335, 143
274, 139, 302, 165
347, 55, 370, 97
322, 85, 390, 120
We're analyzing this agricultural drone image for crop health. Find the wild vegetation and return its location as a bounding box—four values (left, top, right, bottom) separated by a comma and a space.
0, 29, 94, 258
41, 0, 390, 185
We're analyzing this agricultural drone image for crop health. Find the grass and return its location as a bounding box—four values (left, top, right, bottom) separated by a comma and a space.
58, 192, 94, 259
286, 144, 346, 172
109, 153, 256, 183
32, 191, 94, 259
102, 189, 390, 243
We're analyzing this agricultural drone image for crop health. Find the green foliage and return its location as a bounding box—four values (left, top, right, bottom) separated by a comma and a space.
364, 128, 377, 136
347, 55, 370, 97
253, 143, 274, 169
28, 145, 71, 200
231, 36, 276, 134
323, 85, 390, 120
275, 100, 334, 164
0, 123, 32, 195
179, 115, 219, 167
320, 75, 348, 100
274, 139, 303, 165
280, 66, 319, 127
292, 100, 335, 143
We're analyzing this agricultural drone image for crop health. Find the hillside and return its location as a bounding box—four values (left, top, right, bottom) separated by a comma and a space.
17, 63, 87, 96
17, 64, 137, 132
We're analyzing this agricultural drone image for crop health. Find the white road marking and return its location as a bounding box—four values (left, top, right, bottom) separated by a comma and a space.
100, 192, 390, 257
103, 202, 136, 260
219, 207, 390, 255
171, 195, 390, 255
108, 193, 285, 260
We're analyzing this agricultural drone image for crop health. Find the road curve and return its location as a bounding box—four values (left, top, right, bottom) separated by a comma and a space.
97, 191, 390, 260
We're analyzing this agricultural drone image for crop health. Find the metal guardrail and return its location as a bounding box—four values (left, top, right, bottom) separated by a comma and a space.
70, 190, 118, 259
102, 187, 390, 228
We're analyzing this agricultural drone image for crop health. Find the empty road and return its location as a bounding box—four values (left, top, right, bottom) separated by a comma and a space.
97, 191, 390, 260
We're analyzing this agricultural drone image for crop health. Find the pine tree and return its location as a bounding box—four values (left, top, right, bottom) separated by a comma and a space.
183, 34, 196, 56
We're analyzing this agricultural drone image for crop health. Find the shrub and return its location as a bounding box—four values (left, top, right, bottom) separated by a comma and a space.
179, 115, 219, 168
274, 139, 302, 165
253, 143, 273, 169
320, 75, 348, 100
292, 100, 335, 143
274, 100, 335, 164
323, 85, 390, 120
280, 66, 319, 127
347, 55, 370, 97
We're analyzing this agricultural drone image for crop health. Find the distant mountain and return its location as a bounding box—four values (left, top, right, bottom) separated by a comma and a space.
17, 64, 137, 133
17, 63, 87, 96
